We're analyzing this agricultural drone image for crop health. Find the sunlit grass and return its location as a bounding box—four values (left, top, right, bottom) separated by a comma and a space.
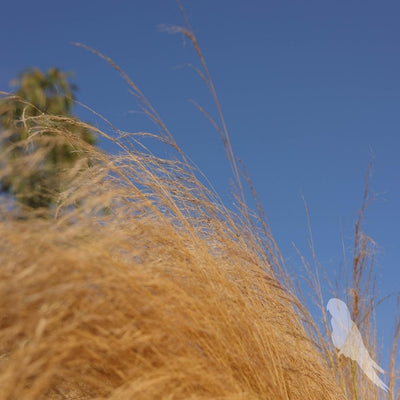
0, 4, 398, 399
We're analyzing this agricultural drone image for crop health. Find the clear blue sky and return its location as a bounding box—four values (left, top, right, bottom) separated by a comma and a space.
2, 0, 399, 369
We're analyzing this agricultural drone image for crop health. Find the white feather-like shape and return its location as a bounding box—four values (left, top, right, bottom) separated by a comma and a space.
327, 298, 388, 392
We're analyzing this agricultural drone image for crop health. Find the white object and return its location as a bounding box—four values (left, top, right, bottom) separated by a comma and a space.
327, 298, 388, 392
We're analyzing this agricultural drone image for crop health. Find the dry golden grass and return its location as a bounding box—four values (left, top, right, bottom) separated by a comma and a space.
0, 102, 349, 399
297, 180, 400, 400
0, 6, 398, 399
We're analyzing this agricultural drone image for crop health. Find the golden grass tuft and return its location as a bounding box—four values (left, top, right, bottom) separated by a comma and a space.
0, 97, 348, 399
1, 8, 397, 398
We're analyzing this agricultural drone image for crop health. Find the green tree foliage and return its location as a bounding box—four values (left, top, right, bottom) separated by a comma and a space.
0, 67, 96, 210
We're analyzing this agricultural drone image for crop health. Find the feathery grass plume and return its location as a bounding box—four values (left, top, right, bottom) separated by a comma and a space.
0, 85, 347, 400
296, 164, 400, 400
1, 4, 394, 399
0, 45, 351, 400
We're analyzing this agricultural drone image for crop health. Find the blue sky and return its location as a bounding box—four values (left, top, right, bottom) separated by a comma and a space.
1, 0, 399, 370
